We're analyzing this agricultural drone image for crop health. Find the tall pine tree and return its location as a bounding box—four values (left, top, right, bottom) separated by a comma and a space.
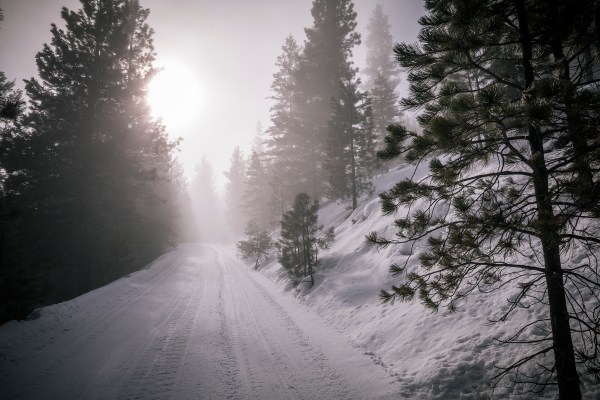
325, 78, 376, 209
243, 151, 272, 229
368, 1, 600, 398
266, 35, 306, 213
364, 4, 401, 146
295, 0, 361, 197
0, 68, 30, 322
224, 146, 247, 237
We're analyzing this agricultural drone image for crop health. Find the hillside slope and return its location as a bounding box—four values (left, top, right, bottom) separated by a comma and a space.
257, 164, 600, 399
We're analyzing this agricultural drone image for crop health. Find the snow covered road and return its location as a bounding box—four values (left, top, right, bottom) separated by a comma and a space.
0, 244, 399, 399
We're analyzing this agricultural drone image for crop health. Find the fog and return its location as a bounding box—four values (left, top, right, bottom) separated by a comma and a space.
0, 0, 424, 187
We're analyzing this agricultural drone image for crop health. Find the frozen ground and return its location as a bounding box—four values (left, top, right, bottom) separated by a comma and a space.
0, 244, 401, 400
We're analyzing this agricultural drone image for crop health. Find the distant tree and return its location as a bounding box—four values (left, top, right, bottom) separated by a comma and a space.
236, 221, 273, 270
266, 35, 306, 212
369, 73, 401, 148
251, 121, 266, 155
0, 0, 179, 321
191, 157, 223, 242
364, 4, 400, 89
295, 0, 361, 197
224, 146, 247, 236
243, 151, 272, 229
364, 4, 401, 146
278, 193, 334, 287
0, 69, 31, 322
367, 1, 600, 398
325, 79, 376, 209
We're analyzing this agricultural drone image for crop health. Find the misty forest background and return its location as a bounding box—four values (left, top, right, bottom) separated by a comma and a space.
0, 0, 401, 323
1, 0, 600, 398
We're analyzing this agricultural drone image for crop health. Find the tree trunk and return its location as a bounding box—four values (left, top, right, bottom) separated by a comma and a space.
350, 135, 358, 210
546, 1, 595, 209
515, 1, 582, 397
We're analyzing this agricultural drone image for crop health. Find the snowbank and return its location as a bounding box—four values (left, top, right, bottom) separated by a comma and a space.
258, 164, 600, 399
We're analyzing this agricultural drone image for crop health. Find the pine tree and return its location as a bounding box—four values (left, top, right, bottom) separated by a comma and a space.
325, 78, 376, 209
278, 193, 334, 287
0, 69, 33, 322
236, 221, 273, 270
224, 146, 247, 236
0, 72, 23, 185
364, 4, 401, 146
243, 151, 272, 229
2, 0, 179, 316
266, 35, 306, 212
191, 156, 223, 242
369, 73, 401, 148
367, 1, 600, 398
295, 0, 361, 197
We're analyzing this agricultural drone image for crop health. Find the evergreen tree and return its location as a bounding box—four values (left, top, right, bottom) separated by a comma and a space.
368, 1, 600, 398
295, 0, 361, 197
243, 151, 272, 229
224, 146, 247, 236
266, 35, 306, 212
1, 0, 179, 319
0, 72, 23, 185
0, 69, 31, 322
364, 4, 400, 89
278, 193, 320, 286
191, 156, 223, 242
236, 221, 273, 270
369, 73, 401, 148
325, 78, 376, 209
364, 4, 401, 145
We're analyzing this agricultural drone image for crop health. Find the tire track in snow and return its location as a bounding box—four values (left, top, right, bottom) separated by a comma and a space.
218, 248, 361, 400
1, 244, 399, 399
116, 247, 219, 400
0, 250, 187, 400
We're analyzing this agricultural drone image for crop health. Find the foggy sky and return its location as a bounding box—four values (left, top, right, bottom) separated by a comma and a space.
0, 0, 425, 187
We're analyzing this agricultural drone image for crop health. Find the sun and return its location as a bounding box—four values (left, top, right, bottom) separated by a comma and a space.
147, 60, 203, 131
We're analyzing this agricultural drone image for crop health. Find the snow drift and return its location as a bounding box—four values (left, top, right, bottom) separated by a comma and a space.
257, 163, 600, 399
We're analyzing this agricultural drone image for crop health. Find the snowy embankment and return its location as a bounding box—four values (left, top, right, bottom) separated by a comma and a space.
258, 164, 600, 399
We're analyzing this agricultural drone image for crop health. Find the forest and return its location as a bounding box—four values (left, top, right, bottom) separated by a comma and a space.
1, 0, 600, 399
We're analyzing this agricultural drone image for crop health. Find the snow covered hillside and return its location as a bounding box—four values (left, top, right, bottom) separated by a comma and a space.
257, 164, 600, 399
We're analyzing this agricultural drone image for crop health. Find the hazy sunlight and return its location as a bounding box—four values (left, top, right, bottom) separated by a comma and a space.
147, 60, 203, 131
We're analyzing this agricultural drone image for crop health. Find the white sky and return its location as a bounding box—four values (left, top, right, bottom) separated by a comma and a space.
0, 0, 424, 188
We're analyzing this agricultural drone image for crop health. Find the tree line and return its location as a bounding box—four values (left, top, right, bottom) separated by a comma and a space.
0, 1, 183, 323
233, 1, 401, 286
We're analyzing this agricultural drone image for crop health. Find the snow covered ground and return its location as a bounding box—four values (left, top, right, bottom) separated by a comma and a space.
2, 165, 599, 399
257, 164, 600, 399
0, 244, 401, 400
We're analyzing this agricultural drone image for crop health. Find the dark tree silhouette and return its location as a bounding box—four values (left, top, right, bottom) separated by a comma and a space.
1, 0, 180, 321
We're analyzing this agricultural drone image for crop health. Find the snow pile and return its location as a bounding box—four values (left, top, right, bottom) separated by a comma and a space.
258, 164, 600, 399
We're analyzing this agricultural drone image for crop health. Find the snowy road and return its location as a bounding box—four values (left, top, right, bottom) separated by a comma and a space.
0, 244, 399, 399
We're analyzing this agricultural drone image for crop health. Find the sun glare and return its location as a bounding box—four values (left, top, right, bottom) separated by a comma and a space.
147, 60, 203, 131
